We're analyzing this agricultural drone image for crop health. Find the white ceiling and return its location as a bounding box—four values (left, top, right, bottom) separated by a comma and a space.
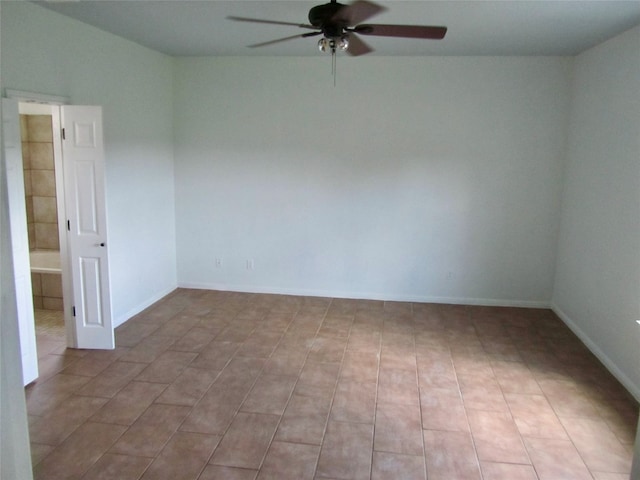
36, 0, 640, 57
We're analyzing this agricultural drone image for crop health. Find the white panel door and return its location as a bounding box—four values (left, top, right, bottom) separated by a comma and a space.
2, 98, 39, 385
61, 106, 114, 349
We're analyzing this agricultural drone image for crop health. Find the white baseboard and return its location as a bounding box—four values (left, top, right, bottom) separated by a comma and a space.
177, 281, 550, 309
113, 285, 177, 328
551, 302, 640, 402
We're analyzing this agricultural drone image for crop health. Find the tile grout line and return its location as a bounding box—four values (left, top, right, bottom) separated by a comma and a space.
367, 309, 383, 480
478, 310, 537, 479
256, 300, 331, 476
199, 297, 333, 475
118, 295, 248, 479
451, 306, 485, 480
311, 300, 360, 480
196, 299, 275, 474
409, 309, 431, 480
108, 302, 195, 480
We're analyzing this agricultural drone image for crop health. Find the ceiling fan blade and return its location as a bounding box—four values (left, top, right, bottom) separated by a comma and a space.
355, 24, 447, 39
227, 16, 316, 30
332, 0, 386, 26
346, 33, 374, 56
248, 31, 322, 48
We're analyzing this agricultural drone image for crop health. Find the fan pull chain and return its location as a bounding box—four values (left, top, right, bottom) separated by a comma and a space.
331, 47, 337, 86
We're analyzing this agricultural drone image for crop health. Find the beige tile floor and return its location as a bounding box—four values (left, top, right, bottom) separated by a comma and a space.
28, 289, 638, 479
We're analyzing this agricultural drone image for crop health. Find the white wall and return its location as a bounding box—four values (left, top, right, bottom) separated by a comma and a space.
1, 2, 177, 325
1, 144, 34, 480
174, 56, 571, 305
552, 25, 640, 399
1, 41, 35, 477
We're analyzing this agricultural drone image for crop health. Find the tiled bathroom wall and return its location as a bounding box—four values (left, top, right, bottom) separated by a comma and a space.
21, 114, 59, 251
31, 273, 64, 311
21, 114, 63, 311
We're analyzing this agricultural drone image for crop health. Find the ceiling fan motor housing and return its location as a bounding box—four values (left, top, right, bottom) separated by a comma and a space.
309, 1, 349, 37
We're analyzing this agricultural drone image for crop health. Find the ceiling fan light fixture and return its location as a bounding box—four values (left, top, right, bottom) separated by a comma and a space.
318, 35, 349, 53
318, 37, 329, 52
338, 35, 349, 50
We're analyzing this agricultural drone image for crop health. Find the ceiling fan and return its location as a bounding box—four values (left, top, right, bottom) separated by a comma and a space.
228, 0, 447, 57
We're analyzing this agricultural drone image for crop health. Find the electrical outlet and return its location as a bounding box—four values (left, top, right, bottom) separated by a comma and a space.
246, 259, 254, 270
215, 258, 222, 268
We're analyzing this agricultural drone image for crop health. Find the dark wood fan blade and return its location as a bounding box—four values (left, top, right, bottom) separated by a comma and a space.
248, 31, 322, 48
355, 24, 447, 39
332, 0, 386, 26
227, 16, 316, 30
346, 33, 373, 56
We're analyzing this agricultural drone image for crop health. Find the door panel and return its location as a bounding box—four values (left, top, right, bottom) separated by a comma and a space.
61, 106, 114, 349
79, 257, 104, 326
75, 162, 99, 233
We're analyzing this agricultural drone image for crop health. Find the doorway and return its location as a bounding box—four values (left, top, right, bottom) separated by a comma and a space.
19, 102, 69, 358
4, 92, 115, 386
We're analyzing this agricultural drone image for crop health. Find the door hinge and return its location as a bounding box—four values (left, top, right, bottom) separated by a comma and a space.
72, 306, 76, 317
61, 128, 66, 140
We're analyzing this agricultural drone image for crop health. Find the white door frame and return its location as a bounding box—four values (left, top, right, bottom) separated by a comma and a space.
6, 89, 70, 106
6, 90, 78, 350
3, 97, 39, 385
51, 106, 77, 347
